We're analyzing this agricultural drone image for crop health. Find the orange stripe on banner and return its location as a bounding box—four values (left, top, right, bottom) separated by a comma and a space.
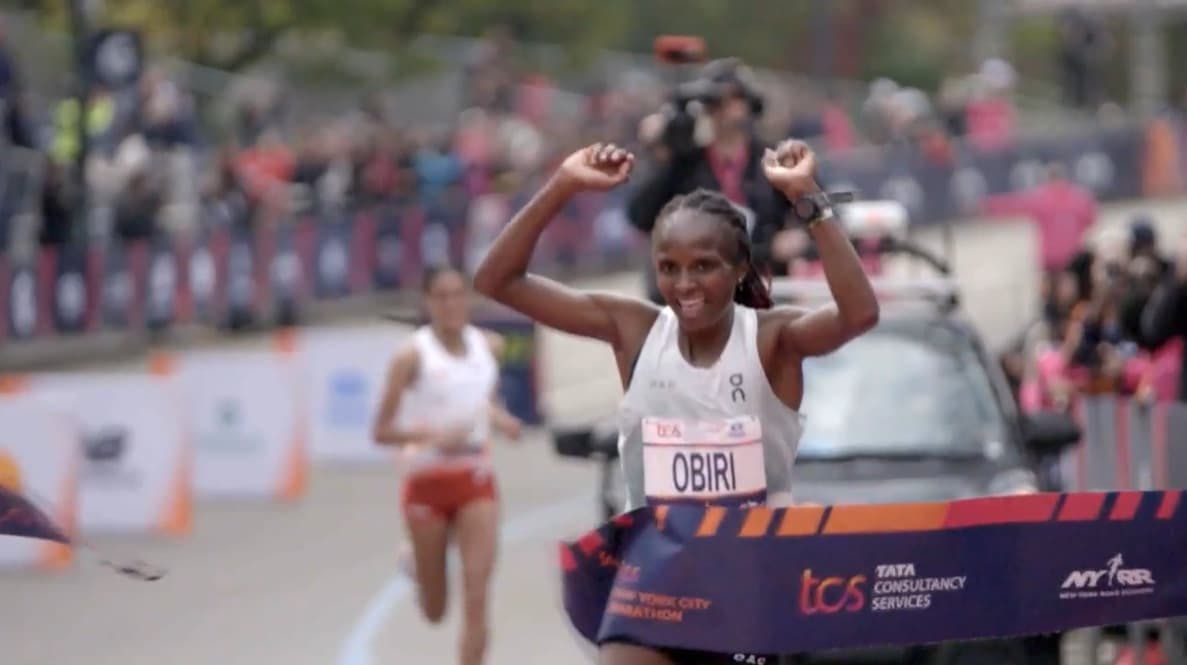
695, 506, 727, 537
1057, 493, 1106, 522
1156, 491, 1181, 520
0, 374, 28, 395
559, 544, 577, 572
942, 494, 1059, 528
823, 503, 948, 535
775, 506, 825, 536
653, 505, 670, 532
738, 507, 775, 537
577, 530, 603, 556
1109, 492, 1143, 520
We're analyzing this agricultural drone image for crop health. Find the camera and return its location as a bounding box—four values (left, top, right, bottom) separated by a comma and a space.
654, 56, 766, 157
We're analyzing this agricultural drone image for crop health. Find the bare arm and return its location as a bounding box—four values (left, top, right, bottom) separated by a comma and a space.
473, 143, 657, 350
371, 345, 431, 447
761, 141, 879, 357
779, 211, 880, 357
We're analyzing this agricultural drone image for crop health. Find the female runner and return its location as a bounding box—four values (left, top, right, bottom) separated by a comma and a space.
473, 140, 879, 665
371, 264, 523, 665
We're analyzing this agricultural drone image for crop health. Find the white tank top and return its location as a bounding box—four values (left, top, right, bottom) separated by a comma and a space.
616, 304, 803, 511
396, 325, 499, 466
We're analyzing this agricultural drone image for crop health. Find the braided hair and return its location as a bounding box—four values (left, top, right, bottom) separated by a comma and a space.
655, 188, 773, 309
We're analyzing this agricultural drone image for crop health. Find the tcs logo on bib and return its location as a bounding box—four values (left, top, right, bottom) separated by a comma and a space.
0, 450, 22, 492
799, 569, 867, 614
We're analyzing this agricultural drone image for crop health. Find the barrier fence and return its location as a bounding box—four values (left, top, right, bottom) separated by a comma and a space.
7, 111, 1187, 356
0, 311, 543, 569
0, 187, 639, 348
1060, 395, 1187, 665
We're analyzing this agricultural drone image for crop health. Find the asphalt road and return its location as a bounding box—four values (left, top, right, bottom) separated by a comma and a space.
1, 195, 1184, 665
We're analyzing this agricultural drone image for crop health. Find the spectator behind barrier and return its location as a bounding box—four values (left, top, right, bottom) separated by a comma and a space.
1013, 218, 1186, 413
626, 57, 794, 304
1139, 228, 1187, 400
981, 162, 1098, 291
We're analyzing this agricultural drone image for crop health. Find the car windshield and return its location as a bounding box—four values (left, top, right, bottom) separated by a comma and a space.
796, 325, 1008, 460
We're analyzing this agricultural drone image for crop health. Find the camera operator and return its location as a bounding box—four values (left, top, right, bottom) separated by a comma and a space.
627, 57, 795, 303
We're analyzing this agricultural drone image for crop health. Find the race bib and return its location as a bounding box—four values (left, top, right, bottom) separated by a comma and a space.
642, 416, 766, 507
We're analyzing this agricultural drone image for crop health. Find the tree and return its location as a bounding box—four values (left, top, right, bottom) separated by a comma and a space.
25, 0, 627, 74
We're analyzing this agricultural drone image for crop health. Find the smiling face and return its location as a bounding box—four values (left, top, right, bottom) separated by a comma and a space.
652, 210, 746, 333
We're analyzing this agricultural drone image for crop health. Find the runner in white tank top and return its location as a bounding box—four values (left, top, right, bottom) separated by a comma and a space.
473, 140, 879, 665
371, 266, 523, 665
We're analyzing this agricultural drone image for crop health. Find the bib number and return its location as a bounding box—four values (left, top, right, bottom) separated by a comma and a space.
642, 416, 766, 507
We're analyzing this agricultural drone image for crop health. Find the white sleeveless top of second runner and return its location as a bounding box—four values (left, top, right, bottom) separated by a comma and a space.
616, 304, 804, 511
395, 324, 499, 470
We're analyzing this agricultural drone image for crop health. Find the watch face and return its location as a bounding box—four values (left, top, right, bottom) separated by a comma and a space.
794, 198, 817, 219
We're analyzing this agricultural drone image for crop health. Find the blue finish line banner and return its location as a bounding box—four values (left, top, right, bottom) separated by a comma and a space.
560, 491, 1187, 655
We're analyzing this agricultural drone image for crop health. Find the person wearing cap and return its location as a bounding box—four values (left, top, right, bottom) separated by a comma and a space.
627, 57, 799, 304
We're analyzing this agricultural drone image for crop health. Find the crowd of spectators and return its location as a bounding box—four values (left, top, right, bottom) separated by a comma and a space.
0, 17, 1029, 262
1001, 192, 1187, 412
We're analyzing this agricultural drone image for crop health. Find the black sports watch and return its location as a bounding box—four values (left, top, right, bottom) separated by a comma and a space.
793, 190, 855, 224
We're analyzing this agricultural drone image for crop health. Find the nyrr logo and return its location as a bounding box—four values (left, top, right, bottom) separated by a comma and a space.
1060, 554, 1155, 599
799, 569, 867, 614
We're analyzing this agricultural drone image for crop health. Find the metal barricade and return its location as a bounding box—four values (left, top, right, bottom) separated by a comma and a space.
1069, 396, 1187, 665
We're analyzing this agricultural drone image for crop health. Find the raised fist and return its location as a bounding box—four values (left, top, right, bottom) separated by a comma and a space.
762, 139, 820, 199
557, 142, 635, 192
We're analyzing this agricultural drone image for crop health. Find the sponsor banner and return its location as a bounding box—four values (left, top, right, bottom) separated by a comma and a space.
270, 222, 303, 325
178, 337, 307, 500
30, 363, 191, 536
817, 124, 1145, 226
224, 227, 258, 328
372, 204, 408, 290
0, 388, 79, 570
561, 492, 1187, 655
6, 260, 39, 341
100, 240, 136, 331
185, 228, 224, 327
50, 243, 92, 335
144, 238, 180, 331
314, 215, 353, 300
301, 325, 401, 464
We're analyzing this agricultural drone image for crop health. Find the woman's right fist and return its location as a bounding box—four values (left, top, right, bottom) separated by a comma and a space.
556, 143, 635, 192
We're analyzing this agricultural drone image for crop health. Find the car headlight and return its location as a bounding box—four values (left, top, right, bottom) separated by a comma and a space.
987, 468, 1040, 496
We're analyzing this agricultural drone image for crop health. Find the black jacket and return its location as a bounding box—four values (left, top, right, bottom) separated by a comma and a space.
626, 137, 792, 276
1140, 274, 1187, 399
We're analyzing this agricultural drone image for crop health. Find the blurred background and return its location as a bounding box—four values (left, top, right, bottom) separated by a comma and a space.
2, 0, 1187, 664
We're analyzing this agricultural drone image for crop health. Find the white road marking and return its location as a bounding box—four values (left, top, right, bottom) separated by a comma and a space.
337, 494, 593, 665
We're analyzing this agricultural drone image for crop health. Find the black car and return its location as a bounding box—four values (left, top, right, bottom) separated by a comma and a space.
551, 231, 1081, 665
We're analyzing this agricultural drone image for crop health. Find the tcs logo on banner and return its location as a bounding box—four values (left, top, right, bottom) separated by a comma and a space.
799, 569, 867, 614
0, 451, 22, 492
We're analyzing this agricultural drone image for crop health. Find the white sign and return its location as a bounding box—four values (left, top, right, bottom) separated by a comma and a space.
0, 391, 79, 571
301, 326, 403, 464
179, 345, 307, 500
31, 369, 191, 535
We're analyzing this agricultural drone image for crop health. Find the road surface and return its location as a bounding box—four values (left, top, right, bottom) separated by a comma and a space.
1, 196, 1183, 665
